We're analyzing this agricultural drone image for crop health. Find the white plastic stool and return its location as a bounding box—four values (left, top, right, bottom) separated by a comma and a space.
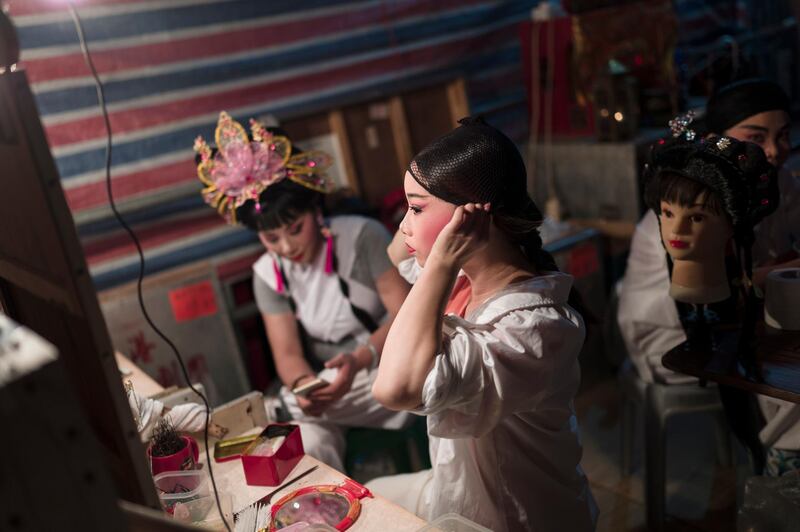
618, 359, 734, 531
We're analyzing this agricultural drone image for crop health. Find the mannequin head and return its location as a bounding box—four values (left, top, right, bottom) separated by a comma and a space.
654, 172, 733, 263
644, 130, 779, 303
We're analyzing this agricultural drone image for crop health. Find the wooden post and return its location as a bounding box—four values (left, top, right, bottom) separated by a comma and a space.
388, 96, 413, 172
0, 67, 160, 508
327, 110, 361, 195
446, 78, 469, 125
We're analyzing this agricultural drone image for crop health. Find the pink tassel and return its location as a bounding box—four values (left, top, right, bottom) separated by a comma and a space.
324, 235, 334, 274
273, 260, 284, 294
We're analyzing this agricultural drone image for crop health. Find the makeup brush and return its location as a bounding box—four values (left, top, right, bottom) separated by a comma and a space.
234, 501, 270, 532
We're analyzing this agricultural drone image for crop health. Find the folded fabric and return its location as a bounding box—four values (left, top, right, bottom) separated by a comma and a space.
127, 388, 207, 440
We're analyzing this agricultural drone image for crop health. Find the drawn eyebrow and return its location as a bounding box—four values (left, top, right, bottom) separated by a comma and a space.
407, 193, 429, 199
737, 124, 768, 133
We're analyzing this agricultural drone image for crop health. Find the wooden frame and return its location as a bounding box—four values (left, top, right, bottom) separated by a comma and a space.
328, 110, 361, 195
0, 68, 159, 507
446, 78, 469, 125
388, 95, 414, 172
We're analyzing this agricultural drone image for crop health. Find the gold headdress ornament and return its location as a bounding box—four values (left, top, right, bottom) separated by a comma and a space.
193, 111, 335, 224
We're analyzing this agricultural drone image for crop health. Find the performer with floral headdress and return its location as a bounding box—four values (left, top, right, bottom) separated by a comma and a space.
194, 112, 412, 471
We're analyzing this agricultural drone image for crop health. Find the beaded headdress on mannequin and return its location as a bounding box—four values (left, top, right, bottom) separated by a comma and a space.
644, 111, 779, 254
193, 111, 335, 225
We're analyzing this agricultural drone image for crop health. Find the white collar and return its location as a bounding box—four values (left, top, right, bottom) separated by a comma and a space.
459, 271, 574, 325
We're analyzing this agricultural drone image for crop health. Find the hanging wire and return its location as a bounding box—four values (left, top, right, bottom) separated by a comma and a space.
66, 4, 231, 530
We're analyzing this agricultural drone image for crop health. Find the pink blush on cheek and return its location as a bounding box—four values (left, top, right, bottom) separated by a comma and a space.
416, 209, 452, 256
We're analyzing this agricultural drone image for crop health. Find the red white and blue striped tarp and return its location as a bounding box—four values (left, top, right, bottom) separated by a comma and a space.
8, 0, 538, 289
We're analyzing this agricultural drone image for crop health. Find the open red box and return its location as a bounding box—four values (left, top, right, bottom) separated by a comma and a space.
241, 423, 304, 486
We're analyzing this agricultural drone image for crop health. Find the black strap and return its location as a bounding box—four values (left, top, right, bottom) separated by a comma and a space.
330, 250, 379, 333
277, 237, 378, 335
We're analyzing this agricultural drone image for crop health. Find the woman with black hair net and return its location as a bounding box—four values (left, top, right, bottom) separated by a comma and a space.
618, 79, 800, 476
194, 113, 412, 472
368, 117, 598, 531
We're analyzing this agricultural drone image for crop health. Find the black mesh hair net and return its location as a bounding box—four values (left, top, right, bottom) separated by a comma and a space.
408, 116, 529, 209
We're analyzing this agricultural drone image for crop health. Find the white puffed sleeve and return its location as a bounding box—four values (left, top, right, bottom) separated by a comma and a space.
397, 257, 422, 284
415, 306, 584, 439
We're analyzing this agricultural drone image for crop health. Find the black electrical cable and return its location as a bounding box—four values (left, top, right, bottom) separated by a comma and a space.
67, 5, 232, 531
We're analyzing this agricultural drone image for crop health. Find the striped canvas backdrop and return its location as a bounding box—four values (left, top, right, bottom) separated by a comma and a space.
8, 0, 539, 289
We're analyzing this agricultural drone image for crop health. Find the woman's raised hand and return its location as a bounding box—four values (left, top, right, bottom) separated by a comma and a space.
429, 202, 491, 269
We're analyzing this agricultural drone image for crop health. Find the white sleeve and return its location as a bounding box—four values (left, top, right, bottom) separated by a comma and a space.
414, 307, 584, 439
397, 257, 422, 284
753, 168, 800, 263
617, 210, 686, 382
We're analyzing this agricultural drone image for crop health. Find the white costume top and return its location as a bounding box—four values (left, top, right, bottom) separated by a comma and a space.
408, 270, 597, 531
253, 216, 391, 360
617, 168, 800, 449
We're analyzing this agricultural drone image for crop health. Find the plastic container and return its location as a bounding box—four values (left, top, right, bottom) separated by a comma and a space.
416, 513, 492, 532
174, 493, 234, 530
153, 469, 209, 514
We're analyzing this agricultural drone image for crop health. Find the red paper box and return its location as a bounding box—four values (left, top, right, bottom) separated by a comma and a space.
241, 424, 305, 486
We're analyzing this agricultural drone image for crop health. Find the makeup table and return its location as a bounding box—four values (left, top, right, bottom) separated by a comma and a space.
201, 430, 427, 531
662, 323, 800, 403
115, 352, 427, 530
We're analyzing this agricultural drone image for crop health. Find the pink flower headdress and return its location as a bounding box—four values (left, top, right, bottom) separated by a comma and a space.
194, 111, 334, 224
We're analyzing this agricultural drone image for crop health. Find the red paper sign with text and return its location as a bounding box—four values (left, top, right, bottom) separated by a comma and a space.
169, 281, 218, 322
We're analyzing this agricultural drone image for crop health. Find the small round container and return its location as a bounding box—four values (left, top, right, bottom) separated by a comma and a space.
153, 469, 209, 515
174, 493, 234, 530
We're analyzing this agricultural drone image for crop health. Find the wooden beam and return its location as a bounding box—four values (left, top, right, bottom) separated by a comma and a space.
388, 96, 413, 172
327, 110, 360, 195
446, 78, 469, 125
0, 258, 81, 316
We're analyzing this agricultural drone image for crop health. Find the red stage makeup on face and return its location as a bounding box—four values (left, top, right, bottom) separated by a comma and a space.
400, 171, 455, 266
258, 210, 322, 264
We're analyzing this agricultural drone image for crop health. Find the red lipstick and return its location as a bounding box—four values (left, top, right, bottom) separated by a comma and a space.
669, 240, 688, 249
